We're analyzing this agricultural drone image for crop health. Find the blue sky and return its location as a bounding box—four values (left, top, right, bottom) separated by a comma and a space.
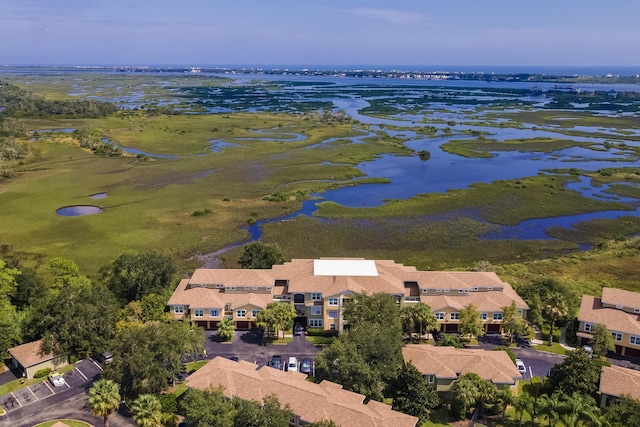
1, 0, 639, 67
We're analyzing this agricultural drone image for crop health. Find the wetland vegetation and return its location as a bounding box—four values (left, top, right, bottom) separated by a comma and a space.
0, 68, 639, 295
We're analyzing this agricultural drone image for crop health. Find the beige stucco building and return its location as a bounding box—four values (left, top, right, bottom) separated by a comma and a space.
168, 258, 528, 333
402, 344, 522, 399
577, 288, 640, 359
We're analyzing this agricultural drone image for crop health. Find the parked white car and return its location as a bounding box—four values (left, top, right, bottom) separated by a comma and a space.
287, 356, 298, 372
49, 371, 66, 387
515, 359, 526, 375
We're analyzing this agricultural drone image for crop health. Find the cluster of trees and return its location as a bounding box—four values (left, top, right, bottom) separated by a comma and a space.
314, 293, 440, 423
88, 379, 339, 427
450, 347, 640, 425
72, 128, 123, 157
1, 250, 204, 400
0, 81, 118, 118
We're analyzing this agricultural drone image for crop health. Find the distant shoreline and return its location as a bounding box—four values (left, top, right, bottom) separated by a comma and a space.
2, 64, 639, 85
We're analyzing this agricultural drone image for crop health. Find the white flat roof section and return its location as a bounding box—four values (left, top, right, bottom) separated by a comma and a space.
313, 259, 379, 277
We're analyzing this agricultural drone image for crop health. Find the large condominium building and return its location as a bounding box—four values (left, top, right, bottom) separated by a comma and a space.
577, 287, 640, 359
168, 258, 528, 333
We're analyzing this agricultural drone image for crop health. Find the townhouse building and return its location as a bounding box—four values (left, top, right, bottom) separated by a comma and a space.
185, 356, 418, 427
599, 365, 640, 407
577, 288, 640, 359
402, 345, 522, 399
168, 258, 528, 333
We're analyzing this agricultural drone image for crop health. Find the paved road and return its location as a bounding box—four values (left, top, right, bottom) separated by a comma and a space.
0, 359, 133, 427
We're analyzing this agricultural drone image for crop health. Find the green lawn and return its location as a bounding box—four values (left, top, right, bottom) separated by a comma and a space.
533, 343, 569, 355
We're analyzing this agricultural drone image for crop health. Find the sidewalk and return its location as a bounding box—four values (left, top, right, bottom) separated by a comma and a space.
531, 326, 575, 351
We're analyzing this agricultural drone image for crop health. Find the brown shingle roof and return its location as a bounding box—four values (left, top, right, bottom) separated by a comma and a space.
599, 365, 640, 400
421, 286, 528, 312
8, 340, 56, 367
578, 295, 640, 335
186, 357, 418, 427
402, 345, 522, 384
601, 288, 640, 310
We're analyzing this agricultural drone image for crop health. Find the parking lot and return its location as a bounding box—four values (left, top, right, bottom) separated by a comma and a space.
1, 359, 102, 414
201, 329, 321, 371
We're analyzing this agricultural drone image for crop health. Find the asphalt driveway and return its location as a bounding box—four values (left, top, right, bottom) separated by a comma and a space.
201, 329, 321, 368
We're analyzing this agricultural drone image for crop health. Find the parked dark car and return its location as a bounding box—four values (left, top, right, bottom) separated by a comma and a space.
96, 351, 113, 364
294, 325, 305, 336
270, 355, 282, 370
300, 358, 312, 375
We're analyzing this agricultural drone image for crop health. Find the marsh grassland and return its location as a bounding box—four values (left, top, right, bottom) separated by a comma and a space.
1, 70, 639, 294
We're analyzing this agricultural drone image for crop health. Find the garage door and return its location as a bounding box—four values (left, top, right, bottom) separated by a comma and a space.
444, 324, 459, 333
487, 324, 501, 333
196, 321, 208, 329
625, 347, 640, 358
236, 321, 251, 330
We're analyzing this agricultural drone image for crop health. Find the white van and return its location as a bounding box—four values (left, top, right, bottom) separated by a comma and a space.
287, 356, 298, 372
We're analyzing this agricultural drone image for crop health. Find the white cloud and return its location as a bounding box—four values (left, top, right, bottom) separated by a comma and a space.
345, 7, 427, 24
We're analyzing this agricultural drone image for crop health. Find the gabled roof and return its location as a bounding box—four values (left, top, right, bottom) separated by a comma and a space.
420, 285, 528, 312
402, 345, 522, 385
578, 295, 640, 336
601, 288, 640, 310
186, 357, 418, 427
599, 365, 640, 400
8, 340, 57, 368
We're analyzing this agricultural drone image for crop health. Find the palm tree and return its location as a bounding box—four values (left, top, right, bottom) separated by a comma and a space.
560, 393, 600, 427
131, 394, 163, 427
538, 393, 563, 427
88, 379, 121, 427
543, 292, 569, 346
513, 393, 534, 427
218, 317, 235, 342
495, 388, 514, 425
411, 302, 437, 340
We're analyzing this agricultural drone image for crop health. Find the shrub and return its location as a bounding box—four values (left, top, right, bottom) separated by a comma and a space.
34, 367, 52, 378
191, 208, 213, 217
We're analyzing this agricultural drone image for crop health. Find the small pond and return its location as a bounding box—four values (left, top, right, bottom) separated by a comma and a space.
56, 205, 103, 216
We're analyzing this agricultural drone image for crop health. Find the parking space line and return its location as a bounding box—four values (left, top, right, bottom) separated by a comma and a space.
75, 367, 88, 381
10, 392, 22, 407
44, 380, 54, 393
27, 386, 38, 400
90, 358, 103, 371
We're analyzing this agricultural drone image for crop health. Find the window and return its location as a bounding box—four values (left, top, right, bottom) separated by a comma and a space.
435, 312, 445, 320
487, 287, 493, 291
630, 336, 640, 345
472, 287, 479, 291
328, 310, 338, 319
311, 306, 322, 316
480, 313, 487, 320
635, 308, 640, 314
584, 323, 594, 333
209, 309, 219, 317
493, 313, 503, 321
194, 309, 204, 318
244, 286, 251, 290
458, 289, 468, 294
215, 284, 223, 288
227, 286, 236, 291
450, 312, 460, 320
328, 297, 339, 306
311, 292, 322, 301
173, 306, 184, 314
251, 286, 258, 290
436, 289, 443, 293
616, 304, 623, 310
308, 319, 323, 328
612, 332, 623, 342
443, 289, 450, 293
266, 287, 272, 292
330, 323, 336, 330
425, 374, 435, 384
252, 310, 259, 318
422, 289, 428, 294
236, 310, 246, 318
